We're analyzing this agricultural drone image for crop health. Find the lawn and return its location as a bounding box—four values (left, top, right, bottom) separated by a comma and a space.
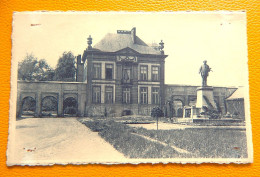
135, 127, 248, 158
78, 118, 247, 159
79, 118, 180, 158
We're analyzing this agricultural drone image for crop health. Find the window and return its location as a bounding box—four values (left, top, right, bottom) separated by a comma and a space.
105, 64, 113, 80
105, 86, 113, 103
152, 66, 159, 81
152, 87, 160, 104
92, 86, 101, 103
93, 63, 101, 79
140, 87, 148, 104
122, 66, 132, 83
140, 65, 148, 80
123, 88, 131, 103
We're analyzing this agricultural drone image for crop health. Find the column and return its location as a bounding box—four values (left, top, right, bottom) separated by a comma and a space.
58, 84, 63, 117
35, 92, 41, 117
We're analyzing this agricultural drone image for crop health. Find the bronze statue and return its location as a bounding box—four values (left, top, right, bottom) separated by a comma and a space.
199, 60, 212, 86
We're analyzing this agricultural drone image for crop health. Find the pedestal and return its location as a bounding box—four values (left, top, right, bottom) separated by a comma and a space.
196, 86, 217, 109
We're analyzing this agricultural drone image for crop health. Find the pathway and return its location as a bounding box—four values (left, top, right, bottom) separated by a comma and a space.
128, 121, 246, 130
8, 118, 126, 165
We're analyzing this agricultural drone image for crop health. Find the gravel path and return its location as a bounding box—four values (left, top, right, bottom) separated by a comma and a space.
128, 122, 245, 130
9, 118, 126, 165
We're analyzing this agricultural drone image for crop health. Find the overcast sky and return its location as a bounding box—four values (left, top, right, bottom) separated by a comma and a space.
12, 11, 248, 87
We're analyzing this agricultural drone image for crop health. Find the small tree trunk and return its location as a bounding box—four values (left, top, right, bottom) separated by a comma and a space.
156, 116, 159, 140
156, 116, 158, 131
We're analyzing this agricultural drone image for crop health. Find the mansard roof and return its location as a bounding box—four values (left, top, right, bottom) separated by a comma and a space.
93, 30, 161, 55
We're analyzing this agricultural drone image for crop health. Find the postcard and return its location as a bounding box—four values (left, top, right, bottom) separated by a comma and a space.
7, 11, 253, 165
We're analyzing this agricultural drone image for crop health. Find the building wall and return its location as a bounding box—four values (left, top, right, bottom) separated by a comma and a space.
164, 85, 237, 117
82, 46, 166, 117
17, 81, 87, 117
226, 99, 245, 119
85, 103, 162, 117
16, 80, 239, 118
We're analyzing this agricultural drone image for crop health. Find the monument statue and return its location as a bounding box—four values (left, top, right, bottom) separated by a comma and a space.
199, 60, 212, 86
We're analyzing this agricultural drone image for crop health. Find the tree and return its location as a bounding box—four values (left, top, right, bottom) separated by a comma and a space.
18, 54, 54, 81
151, 107, 164, 131
54, 52, 76, 81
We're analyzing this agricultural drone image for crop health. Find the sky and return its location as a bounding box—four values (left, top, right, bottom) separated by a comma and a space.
12, 11, 248, 87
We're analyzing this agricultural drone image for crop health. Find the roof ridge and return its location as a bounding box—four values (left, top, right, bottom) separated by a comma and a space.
93, 30, 161, 55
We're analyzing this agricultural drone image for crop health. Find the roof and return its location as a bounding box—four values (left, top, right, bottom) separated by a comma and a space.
93, 33, 161, 55
226, 87, 244, 100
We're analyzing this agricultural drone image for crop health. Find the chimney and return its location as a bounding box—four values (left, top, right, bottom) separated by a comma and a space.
131, 27, 136, 44
76, 55, 83, 82
77, 55, 82, 64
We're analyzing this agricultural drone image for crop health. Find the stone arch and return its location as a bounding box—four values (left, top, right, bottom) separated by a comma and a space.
63, 93, 78, 101
41, 96, 58, 117
20, 96, 36, 117
63, 97, 78, 117
171, 95, 185, 104
172, 98, 184, 117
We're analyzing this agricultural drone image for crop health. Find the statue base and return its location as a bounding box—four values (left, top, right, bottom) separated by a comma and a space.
196, 86, 217, 110
182, 86, 217, 119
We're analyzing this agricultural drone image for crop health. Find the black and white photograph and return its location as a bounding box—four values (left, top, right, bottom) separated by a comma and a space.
7, 11, 253, 165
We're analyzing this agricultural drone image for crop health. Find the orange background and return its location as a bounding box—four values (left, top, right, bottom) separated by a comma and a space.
0, 0, 259, 176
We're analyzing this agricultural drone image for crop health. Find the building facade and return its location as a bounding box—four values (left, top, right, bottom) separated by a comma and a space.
78, 28, 167, 116
16, 28, 240, 118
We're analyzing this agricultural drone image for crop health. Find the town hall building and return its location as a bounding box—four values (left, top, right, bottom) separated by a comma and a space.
76, 27, 167, 116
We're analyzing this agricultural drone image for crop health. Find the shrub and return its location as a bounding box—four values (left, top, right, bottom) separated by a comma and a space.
151, 107, 164, 118
200, 106, 220, 119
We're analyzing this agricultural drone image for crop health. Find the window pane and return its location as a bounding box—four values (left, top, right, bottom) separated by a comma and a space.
93, 63, 101, 79
106, 64, 113, 68
123, 88, 131, 103
152, 87, 160, 104
106, 64, 113, 80
140, 87, 148, 104
105, 87, 113, 103
152, 66, 159, 81
140, 66, 148, 80
92, 86, 101, 103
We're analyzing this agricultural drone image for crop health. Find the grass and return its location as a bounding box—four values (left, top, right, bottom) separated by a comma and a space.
135, 127, 248, 158
79, 118, 248, 159
79, 118, 179, 158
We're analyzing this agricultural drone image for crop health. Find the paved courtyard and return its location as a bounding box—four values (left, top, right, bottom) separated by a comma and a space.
9, 118, 126, 165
